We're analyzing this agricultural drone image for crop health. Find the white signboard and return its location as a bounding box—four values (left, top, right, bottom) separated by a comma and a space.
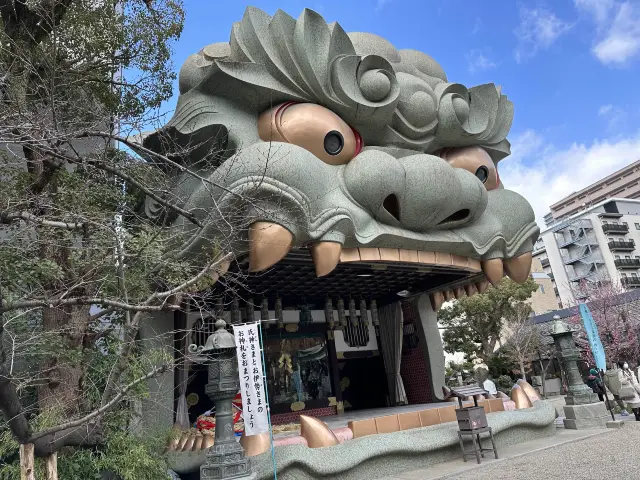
233, 322, 269, 436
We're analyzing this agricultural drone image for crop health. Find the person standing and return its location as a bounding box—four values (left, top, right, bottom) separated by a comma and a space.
586, 368, 605, 401
617, 361, 640, 421
604, 365, 630, 416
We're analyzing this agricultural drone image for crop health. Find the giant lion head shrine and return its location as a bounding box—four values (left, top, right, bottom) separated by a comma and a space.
138, 6, 556, 479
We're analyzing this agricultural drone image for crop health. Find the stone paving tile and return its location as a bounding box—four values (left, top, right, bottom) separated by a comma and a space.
443, 422, 640, 480
376, 426, 622, 480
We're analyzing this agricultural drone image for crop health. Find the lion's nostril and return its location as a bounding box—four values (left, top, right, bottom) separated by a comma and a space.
383, 194, 401, 221
439, 209, 470, 225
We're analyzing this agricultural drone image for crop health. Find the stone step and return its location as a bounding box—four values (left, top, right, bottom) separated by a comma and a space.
563, 402, 608, 420
563, 416, 609, 429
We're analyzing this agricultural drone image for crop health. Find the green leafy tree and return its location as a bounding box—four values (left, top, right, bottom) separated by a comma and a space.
0, 1, 241, 476
439, 278, 539, 363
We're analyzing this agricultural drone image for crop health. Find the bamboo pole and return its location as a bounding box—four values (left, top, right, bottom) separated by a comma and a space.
19, 443, 35, 480
45, 453, 58, 480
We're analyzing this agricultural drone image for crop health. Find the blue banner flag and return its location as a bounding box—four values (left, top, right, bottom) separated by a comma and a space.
579, 303, 606, 371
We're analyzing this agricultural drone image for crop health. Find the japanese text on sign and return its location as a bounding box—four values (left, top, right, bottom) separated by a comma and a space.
579, 303, 606, 371
232, 322, 269, 436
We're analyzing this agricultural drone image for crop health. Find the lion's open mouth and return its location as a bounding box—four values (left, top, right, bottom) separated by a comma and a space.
214, 247, 485, 313
208, 223, 533, 312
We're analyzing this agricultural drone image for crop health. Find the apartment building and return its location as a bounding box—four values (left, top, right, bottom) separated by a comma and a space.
534, 198, 640, 307
543, 160, 640, 227
529, 258, 559, 315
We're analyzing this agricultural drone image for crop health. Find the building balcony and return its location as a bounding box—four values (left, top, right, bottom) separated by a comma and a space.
552, 218, 593, 233
541, 258, 550, 268
615, 258, 640, 269
602, 223, 629, 234
558, 234, 599, 248
558, 236, 579, 248
563, 252, 588, 264
568, 270, 598, 282
609, 240, 635, 252
562, 251, 603, 265
622, 277, 640, 287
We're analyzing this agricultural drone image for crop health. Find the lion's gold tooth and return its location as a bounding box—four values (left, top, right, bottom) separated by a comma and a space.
248, 221, 293, 272
310, 242, 342, 277
475, 280, 489, 294
504, 252, 532, 284
481, 258, 504, 286
430, 291, 445, 311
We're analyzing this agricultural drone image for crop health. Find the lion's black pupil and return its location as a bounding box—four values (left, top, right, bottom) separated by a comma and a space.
324, 131, 344, 155
475, 166, 488, 183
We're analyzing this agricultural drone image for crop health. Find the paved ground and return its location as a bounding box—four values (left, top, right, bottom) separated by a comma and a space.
380, 421, 640, 480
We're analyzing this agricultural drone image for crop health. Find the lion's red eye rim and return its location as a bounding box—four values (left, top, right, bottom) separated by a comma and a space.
351, 127, 363, 156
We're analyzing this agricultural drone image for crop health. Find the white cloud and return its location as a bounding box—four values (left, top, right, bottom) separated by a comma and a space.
575, 0, 640, 65
514, 6, 573, 62
500, 130, 640, 225
574, 0, 615, 26
375, 0, 390, 13
598, 104, 626, 130
598, 104, 613, 115
466, 50, 498, 73
471, 17, 482, 35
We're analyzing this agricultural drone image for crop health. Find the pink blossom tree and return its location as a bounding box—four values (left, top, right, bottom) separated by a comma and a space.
567, 276, 640, 367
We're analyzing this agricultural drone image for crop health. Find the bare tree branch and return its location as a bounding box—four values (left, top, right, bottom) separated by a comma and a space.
0, 297, 181, 314
1, 210, 84, 229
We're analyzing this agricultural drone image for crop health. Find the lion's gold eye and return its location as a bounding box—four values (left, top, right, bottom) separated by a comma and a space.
258, 103, 362, 165
440, 146, 499, 191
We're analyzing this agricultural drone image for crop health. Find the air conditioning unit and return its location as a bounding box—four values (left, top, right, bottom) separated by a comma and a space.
532, 376, 542, 386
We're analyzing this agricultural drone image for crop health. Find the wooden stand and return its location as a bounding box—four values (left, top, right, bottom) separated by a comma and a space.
457, 426, 498, 464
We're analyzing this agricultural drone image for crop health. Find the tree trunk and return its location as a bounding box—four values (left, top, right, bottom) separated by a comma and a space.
519, 358, 527, 381
0, 324, 32, 442
20, 443, 35, 480
45, 453, 58, 480
37, 305, 90, 416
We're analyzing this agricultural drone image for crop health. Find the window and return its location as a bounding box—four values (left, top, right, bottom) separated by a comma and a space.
623, 222, 629, 227
540, 285, 545, 294
615, 255, 620, 259
635, 223, 640, 230
626, 256, 632, 259
622, 273, 628, 278
343, 316, 370, 347
633, 273, 638, 279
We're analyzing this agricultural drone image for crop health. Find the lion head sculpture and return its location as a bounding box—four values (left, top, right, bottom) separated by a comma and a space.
142, 6, 538, 301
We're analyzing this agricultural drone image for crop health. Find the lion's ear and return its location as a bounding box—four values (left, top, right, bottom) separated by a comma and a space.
138, 123, 229, 173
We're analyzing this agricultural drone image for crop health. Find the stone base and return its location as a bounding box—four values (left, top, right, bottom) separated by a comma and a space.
565, 392, 601, 405
563, 402, 609, 430
201, 440, 254, 480
607, 420, 625, 429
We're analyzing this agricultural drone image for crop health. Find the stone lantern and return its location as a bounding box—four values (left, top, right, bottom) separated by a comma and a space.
550, 315, 608, 429
189, 319, 256, 480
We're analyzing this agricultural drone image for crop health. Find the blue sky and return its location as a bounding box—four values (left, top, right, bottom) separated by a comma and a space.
161, 0, 640, 224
